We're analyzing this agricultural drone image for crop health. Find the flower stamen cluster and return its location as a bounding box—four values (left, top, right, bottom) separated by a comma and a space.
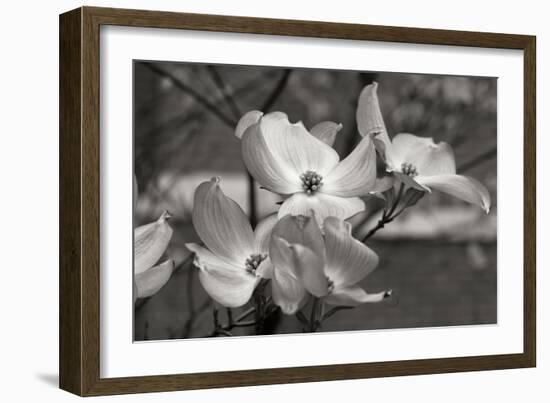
245, 253, 268, 275
401, 162, 418, 177
300, 170, 324, 195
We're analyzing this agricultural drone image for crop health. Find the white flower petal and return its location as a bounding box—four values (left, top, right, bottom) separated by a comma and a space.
416, 174, 491, 213
322, 136, 377, 197
135, 259, 174, 299
242, 123, 302, 195
256, 258, 274, 279
270, 214, 325, 256
393, 171, 430, 191
309, 121, 343, 147
290, 243, 329, 297
356, 82, 395, 162
198, 266, 258, 308
323, 217, 379, 289
235, 110, 263, 139
271, 264, 306, 315
187, 243, 258, 308
371, 174, 395, 194
392, 133, 456, 176
134, 211, 173, 274
324, 286, 389, 306
192, 178, 254, 266
253, 213, 278, 254
270, 237, 327, 298
269, 236, 304, 299
260, 112, 340, 176
278, 192, 365, 223
269, 215, 326, 295
372, 136, 395, 169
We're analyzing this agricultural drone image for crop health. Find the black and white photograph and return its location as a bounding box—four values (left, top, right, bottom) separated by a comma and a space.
2, 0, 545, 400
133, 61, 497, 341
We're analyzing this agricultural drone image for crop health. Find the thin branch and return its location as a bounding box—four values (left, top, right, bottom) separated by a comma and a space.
206, 66, 243, 119
309, 297, 319, 332
141, 69, 278, 136
230, 320, 257, 328
457, 147, 497, 172
261, 69, 292, 111
204, 306, 258, 337
387, 184, 404, 217
362, 184, 404, 242
207, 67, 293, 229
143, 63, 237, 128
361, 214, 390, 242
235, 306, 256, 322
209, 315, 258, 337
248, 176, 258, 227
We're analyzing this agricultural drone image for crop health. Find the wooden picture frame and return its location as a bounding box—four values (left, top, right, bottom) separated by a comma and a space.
59, 6, 536, 396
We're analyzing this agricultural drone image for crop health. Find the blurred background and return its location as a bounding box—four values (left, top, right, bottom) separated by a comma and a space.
133, 61, 497, 341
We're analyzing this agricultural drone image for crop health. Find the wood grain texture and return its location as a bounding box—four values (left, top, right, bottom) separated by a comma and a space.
59, 8, 83, 395
59, 6, 537, 396
523, 38, 536, 367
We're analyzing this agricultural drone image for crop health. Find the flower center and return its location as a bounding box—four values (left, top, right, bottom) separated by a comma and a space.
300, 170, 323, 195
245, 253, 267, 275
401, 162, 418, 177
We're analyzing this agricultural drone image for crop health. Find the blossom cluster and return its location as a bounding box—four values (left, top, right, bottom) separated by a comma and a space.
134, 83, 491, 333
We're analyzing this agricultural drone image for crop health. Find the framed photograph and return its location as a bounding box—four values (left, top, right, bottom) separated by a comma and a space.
59, 6, 536, 396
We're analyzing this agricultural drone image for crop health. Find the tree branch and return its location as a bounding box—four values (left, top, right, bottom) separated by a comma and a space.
457, 147, 497, 172
206, 66, 243, 119
261, 69, 292, 111
143, 63, 238, 128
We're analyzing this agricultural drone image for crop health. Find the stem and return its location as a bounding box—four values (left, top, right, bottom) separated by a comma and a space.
208, 306, 259, 337
362, 184, 405, 242
361, 213, 389, 242
308, 297, 322, 332
231, 320, 257, 328
226, 307, 234, 327
235, 306, 256, 322
212, 306, 220, 329
248, 175, 257, 227
254, 291, 266, 334
387, 184, 405, 217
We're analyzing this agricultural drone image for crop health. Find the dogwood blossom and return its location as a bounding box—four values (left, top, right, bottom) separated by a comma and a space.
186, 178, 277, 308
236, 111, 377, 223
357, 82, 491, 213
269, 214, 390, 314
